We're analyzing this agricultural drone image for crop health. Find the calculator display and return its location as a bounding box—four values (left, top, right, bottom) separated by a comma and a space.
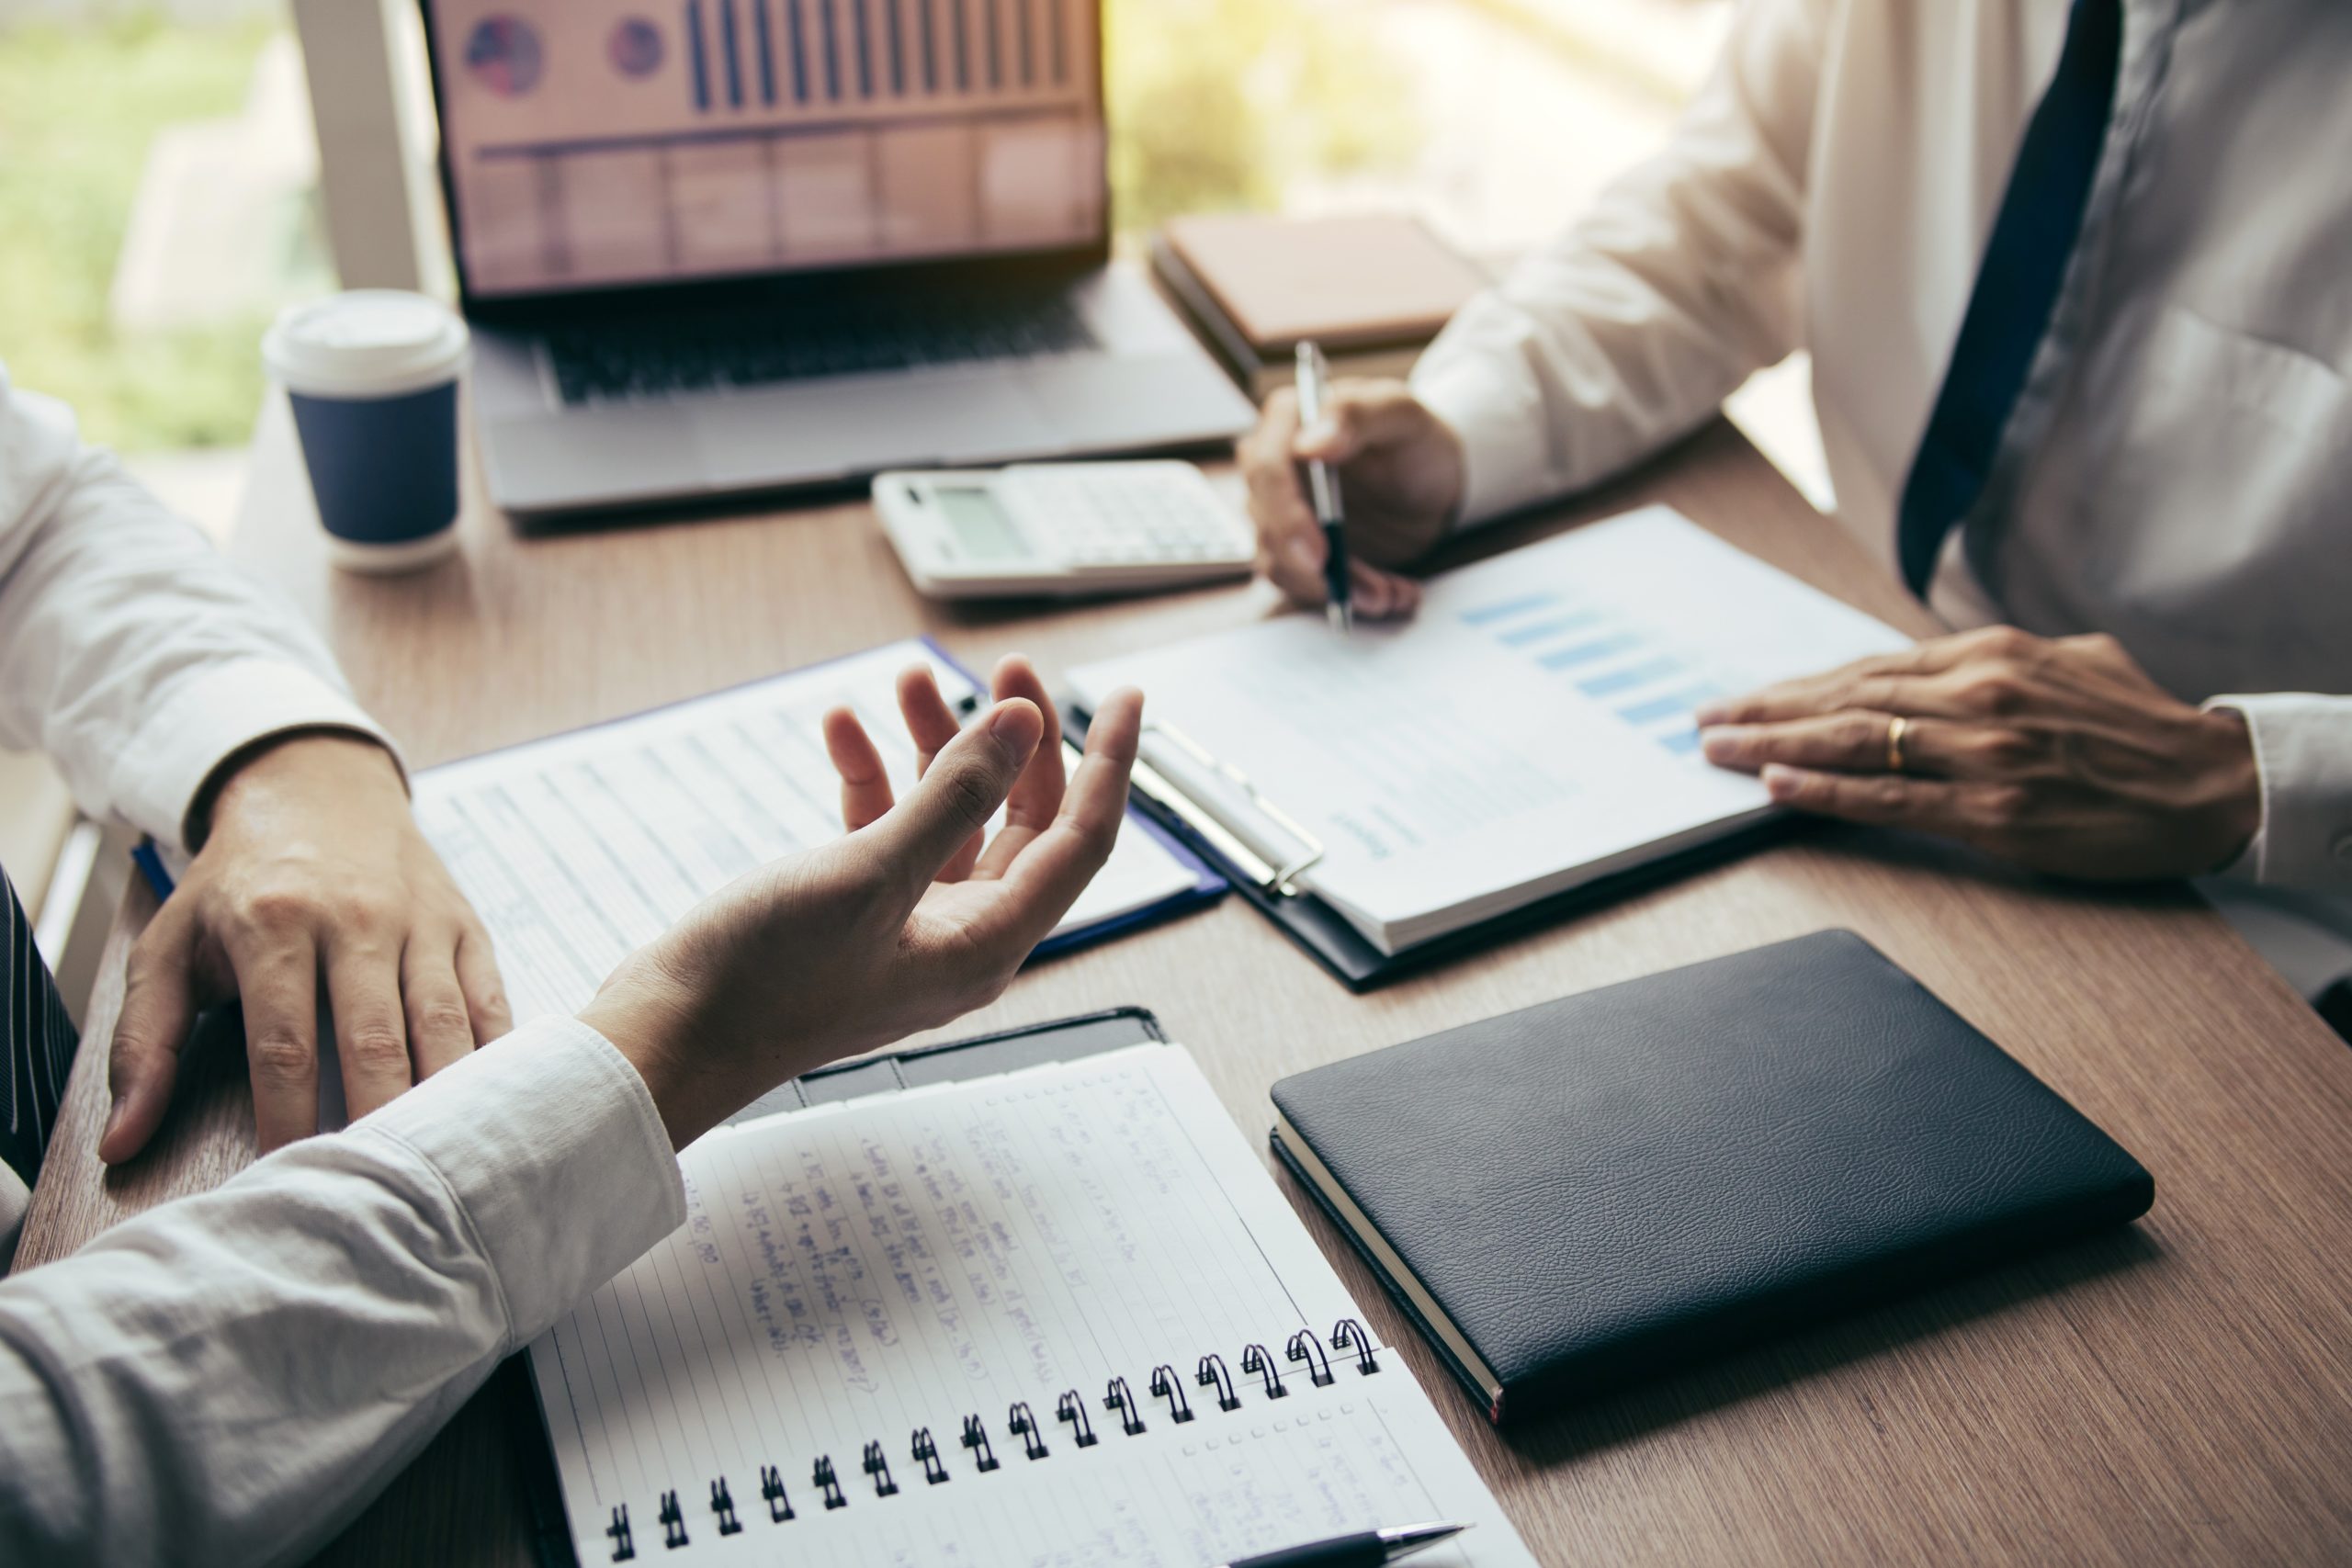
933, 486, 1028, 562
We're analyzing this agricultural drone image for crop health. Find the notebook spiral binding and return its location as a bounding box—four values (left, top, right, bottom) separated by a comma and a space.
595, 1320, 1381, 1559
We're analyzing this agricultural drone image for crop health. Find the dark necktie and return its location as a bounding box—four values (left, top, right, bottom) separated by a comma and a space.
1895, 0, 2124, 598
3, 863, 80, 1191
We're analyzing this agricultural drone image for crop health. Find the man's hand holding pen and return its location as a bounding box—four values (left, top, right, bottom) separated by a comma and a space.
1238, 376, 1464, 623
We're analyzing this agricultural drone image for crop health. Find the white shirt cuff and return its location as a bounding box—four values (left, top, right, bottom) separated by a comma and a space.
116, 658, 401, 854
2202, 693, 2352, 892
348, 1016, 686, 1347
1410, 349, 1560, 530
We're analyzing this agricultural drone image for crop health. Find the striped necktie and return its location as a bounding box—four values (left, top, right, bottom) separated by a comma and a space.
3, 863, 79, 1191
1895, 0, 2124, 598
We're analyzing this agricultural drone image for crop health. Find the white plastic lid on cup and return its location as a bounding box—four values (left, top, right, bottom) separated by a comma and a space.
262, 290, 469, 400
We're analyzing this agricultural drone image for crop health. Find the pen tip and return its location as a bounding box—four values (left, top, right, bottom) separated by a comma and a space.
1327, 602, 1352, 637
1382, 1522, 1470, 1562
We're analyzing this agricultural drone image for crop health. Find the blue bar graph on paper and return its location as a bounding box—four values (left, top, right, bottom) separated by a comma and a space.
1617, 693, 1691, 726
1618, 685, 1718, 727
685, 0, 710, 109
1658, 729, 1704, 755
1577, 656, 1685, 699
752, 0, 775, 103
719, 0, 743, 107
1537, 633, 1642, 671
1457, 592, 1560, 627
1498, 610, 1606, 649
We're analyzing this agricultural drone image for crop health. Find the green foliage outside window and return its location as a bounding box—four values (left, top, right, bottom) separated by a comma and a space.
0, 12, 293, 451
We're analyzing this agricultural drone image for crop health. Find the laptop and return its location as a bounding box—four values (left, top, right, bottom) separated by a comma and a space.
417, 0, 1256, 514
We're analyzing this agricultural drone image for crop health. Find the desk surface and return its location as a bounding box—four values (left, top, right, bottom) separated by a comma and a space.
19, 400, 2352, 1565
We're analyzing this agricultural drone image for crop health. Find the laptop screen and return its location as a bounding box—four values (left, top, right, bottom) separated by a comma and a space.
423, 0, 1105, 299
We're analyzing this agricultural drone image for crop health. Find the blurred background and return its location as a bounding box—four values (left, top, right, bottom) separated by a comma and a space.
0, 0, 1823, 988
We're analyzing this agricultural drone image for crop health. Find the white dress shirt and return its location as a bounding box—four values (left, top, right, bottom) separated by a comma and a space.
0, 1016, 684, 1566
1412, 0, 2352, 990
0, 366, 398, 1248
0, 368, 689, 1564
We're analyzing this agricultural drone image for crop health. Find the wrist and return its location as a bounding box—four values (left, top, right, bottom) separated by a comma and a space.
196, 730, 406, 849
2195, 706, 2263, 874
579, 959, 727, 1151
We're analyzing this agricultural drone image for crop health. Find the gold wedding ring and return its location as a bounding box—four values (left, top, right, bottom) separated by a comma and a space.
1885, 714, 1910, 774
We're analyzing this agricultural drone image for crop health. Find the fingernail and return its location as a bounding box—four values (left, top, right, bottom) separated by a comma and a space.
984, 700, 1040, 758
100, 1094, 127, 1153
1698, 726, 1747, 761
1693, 701, 1729, 726
1761, 763, 1800, 799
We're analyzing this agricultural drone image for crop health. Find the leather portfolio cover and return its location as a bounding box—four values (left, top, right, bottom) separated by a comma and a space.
1268, 931, 2154, 1424
1159, 212, 1487, 354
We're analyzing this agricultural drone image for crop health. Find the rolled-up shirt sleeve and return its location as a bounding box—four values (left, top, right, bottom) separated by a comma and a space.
1411, 0, 1826, 526
0, 367, 395, 854
2204, 694, 2352, 893
0, 1016, 685, 1568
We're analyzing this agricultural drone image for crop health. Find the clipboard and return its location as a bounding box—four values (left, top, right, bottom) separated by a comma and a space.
504, 1006, 1171, 1568
131, 638, 1226, 963
1063, 704, 1785, 991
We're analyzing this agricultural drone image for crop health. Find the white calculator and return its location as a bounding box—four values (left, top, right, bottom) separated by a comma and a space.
871, 462, 1256, 599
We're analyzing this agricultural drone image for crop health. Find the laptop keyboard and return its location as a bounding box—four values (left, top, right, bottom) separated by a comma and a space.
544, 289, 1099, 405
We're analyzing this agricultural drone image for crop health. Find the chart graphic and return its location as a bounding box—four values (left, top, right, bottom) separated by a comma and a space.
433, 0, 1102, 295
1460, 592, 1723, 758
465, 16, 546, 97
671, 0, 1075, 112
608, 17, 665, 76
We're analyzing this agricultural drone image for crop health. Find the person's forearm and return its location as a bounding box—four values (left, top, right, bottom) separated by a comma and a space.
1411, 0, 1826, 525
0, 1018, 683, 1568
0, 378, 392, 850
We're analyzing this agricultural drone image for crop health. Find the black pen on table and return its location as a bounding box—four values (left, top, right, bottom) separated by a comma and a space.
1216, 1519, 1469, 1568
1295, 338, 1352, 635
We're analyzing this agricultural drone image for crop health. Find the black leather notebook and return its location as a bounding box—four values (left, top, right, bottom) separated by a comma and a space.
1268, 931, 2154, 1424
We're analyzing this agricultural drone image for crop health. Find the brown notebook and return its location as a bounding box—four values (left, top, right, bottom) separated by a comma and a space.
1152, 214, 1487, 397
1162, 212, 1487, 350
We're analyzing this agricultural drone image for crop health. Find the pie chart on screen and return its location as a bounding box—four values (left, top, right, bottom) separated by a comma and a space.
609, 18, 664, 78
465, 17, 545, 97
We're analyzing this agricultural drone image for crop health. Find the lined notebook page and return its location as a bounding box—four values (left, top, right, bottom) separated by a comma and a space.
411, 641, 1203, 1025
528, 1044, 1534, 1565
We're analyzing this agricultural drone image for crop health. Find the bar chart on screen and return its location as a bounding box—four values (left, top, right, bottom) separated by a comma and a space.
428, 0, 1103, 295
675, 0, 1080, 111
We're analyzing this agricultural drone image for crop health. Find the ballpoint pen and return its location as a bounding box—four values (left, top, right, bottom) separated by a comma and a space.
1295, 338, 1352, 635
1216, 1520, 1470, 1568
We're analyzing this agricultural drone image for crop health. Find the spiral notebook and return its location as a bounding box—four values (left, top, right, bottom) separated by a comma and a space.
524, 1032, 1534, 1565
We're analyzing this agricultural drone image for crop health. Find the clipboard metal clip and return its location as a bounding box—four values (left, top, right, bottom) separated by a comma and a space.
1133, 721, 1326, 898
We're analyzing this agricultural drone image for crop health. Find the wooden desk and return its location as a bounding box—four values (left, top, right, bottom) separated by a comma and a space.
19, 400, 2352, 1565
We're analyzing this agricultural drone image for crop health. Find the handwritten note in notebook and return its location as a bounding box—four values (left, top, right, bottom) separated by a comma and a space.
409, 641, 1211, 1025
1066, 507, 1911, 953
526, 1044, 1535, 1566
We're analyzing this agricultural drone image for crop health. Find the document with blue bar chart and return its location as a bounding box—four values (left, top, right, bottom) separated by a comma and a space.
1067, 506, 1911, 954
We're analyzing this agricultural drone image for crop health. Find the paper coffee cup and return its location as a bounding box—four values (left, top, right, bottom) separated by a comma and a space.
263, 291, 469, 574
